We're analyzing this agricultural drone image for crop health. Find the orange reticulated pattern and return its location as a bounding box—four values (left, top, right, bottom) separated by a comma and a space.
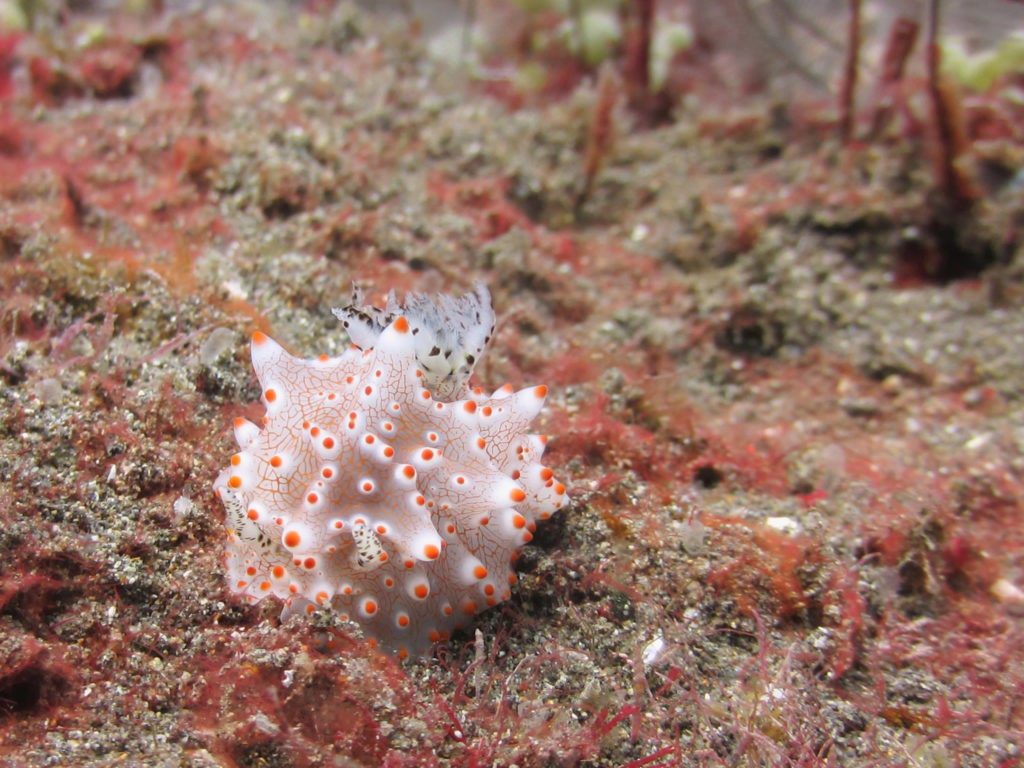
213, 315, 567, 658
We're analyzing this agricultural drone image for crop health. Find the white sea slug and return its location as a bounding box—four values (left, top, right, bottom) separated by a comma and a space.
213, 285, 567, 659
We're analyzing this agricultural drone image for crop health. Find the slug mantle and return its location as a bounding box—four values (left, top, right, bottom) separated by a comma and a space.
213, 285, 567, 658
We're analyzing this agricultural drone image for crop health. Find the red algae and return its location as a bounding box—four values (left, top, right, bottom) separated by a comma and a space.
0, 2, 1023, 766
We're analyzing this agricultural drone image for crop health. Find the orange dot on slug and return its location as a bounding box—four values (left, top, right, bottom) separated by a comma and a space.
414, 584, 429, 599
264, 389, 277, 403
473, 565, 488, 579
393, 316, 410, 333
423, 544, 440, 560
510, 488, 526, 503
284, 531, 301, 548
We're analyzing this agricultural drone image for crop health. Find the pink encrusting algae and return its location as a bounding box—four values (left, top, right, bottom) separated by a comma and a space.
213, 285, 567, 658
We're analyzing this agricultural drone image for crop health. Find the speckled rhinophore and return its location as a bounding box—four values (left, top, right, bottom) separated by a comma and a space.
213, 287, 567, 659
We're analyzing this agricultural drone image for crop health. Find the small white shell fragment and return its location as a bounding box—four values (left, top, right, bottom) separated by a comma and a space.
990, 577, 1024, 605
764, 516, 802, 535
642, 635, 667, 667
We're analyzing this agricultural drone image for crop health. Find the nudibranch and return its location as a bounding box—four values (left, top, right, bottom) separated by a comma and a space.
213, 285, 567, 659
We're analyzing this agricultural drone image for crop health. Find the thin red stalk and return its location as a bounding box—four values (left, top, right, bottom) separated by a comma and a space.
925, 0, 975, 210
623, 0, 655, 119
579, 63, 618, 207
868, 16, 919, 137
838, 0, 861, 142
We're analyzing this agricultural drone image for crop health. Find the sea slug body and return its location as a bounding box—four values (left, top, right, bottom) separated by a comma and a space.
213, 285, 567, 658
